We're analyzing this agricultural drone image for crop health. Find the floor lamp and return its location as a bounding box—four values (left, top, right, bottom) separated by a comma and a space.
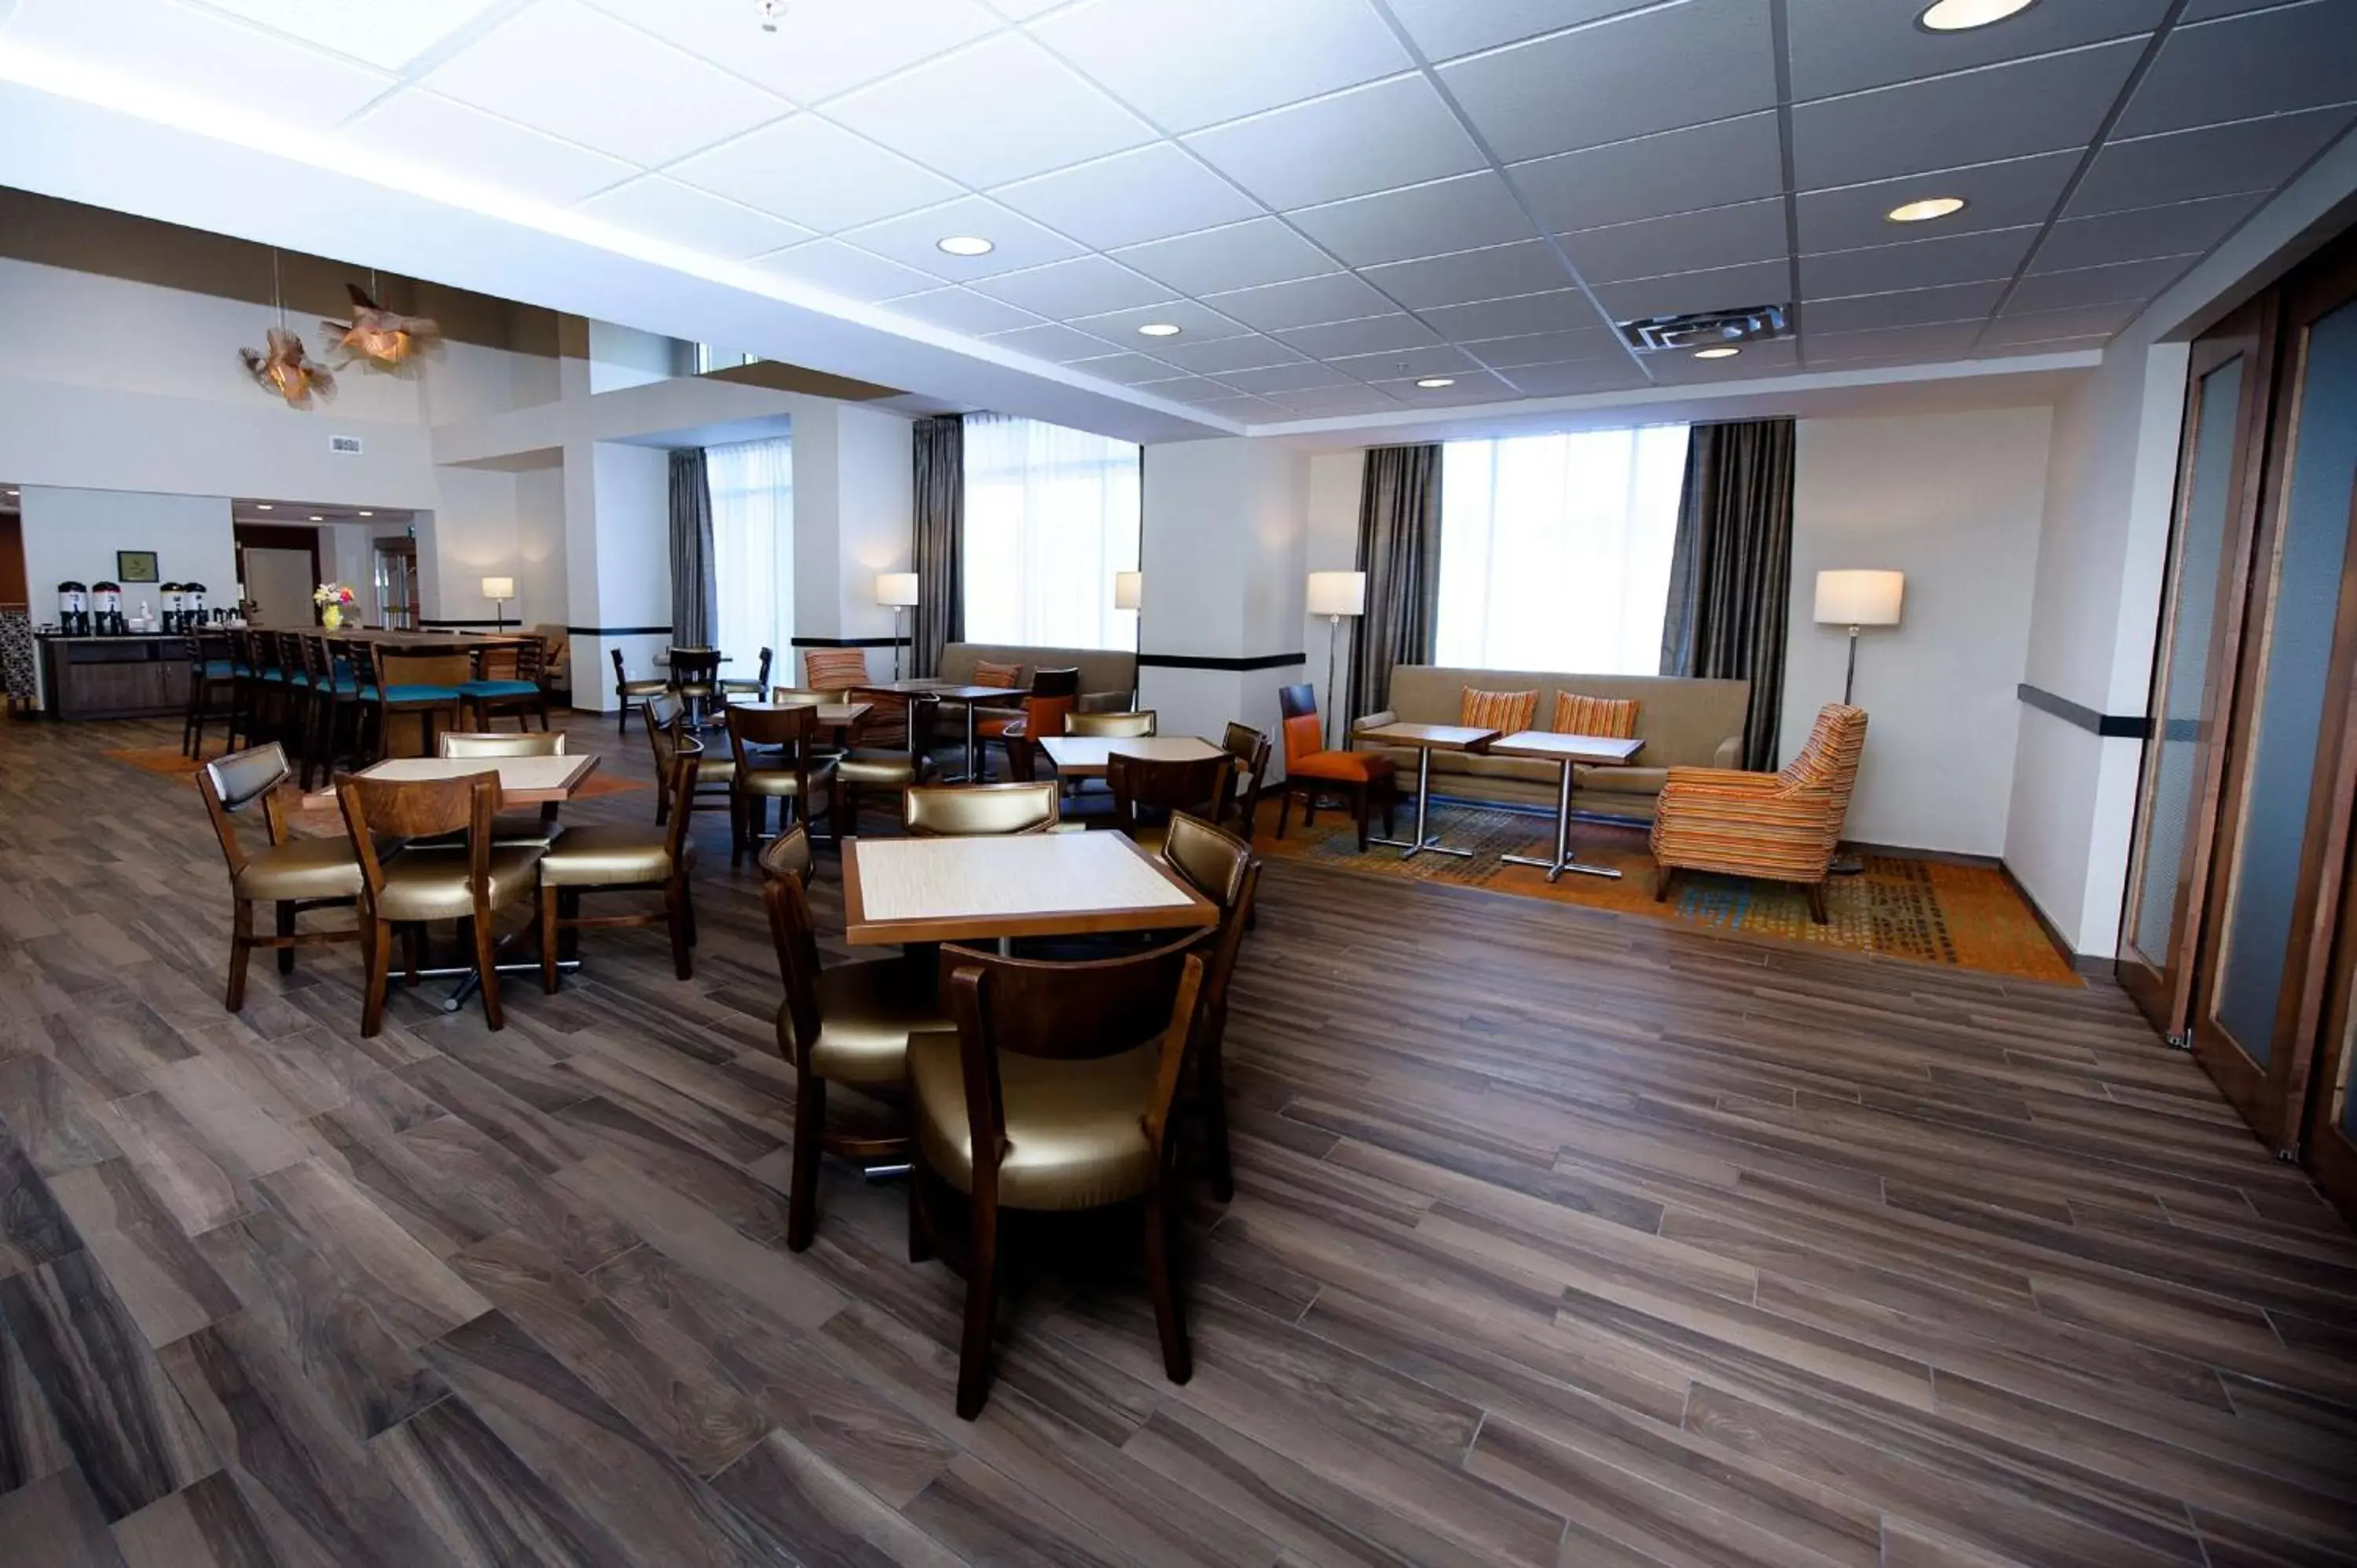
1307, 570, 1366, 748
1813, 570, 1905, 704
481, 575, 515, 636
876, 572, 918, 680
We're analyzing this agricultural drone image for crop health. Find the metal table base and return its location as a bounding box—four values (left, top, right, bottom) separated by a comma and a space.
1369, 744, 1475, 860
1499, 756, 1620, 881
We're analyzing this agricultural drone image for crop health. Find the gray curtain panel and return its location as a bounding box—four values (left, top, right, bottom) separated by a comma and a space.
1659, 417, 1796, 771
668, 447, 717, 650
911, 414, 963, 677
1346, 443, 1443, 727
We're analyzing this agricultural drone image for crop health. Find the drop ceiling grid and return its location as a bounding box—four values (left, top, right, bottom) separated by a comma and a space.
57, 0, 2357, 421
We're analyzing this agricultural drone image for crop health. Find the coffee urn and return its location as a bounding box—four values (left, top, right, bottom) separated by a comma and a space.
91, 581, 126, 636
159, 584, 184, 634
183, 582, 209, 628
57, 581, 90, 636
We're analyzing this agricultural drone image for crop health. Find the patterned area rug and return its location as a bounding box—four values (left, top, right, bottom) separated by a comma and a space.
1250, 797, 2079, 985
106, 745, 647, 802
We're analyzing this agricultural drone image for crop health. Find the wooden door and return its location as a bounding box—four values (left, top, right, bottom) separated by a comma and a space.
2306, 819, 2357, 1224
2117, 302, 2273, 1038
2190, 242, 2357, 1152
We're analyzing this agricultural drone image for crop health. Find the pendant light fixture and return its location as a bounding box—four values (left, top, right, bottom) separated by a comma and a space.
240, 249, 335, 408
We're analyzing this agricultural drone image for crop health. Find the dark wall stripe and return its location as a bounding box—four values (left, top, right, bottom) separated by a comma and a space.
1139, 651, 1307, 672
2018, 683, 2146, 739
790, 636, 901, 648
419, 618, 507, 628
564, 625, 674, 637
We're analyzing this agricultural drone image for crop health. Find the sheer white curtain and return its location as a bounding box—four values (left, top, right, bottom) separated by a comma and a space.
1435, 426, 1690, 674
708, 436, 793, 673
962, 413, 1141, 650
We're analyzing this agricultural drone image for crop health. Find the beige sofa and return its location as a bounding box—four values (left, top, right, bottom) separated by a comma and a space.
1351, 665, 1750, 822
937, 643, 1137, 713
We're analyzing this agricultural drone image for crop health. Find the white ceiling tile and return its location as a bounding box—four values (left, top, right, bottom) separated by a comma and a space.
5, 0, 394, 127
969, 255, 1177, 317
1980, 332, 2113, 356
1255, 385, 1405, 417
1465, 327, 1622, 367
337, 90, 637, 205
2003, 255, 2192, 315
420, 0, 788, 167
1183, 75, 1486, 211
977, 0, 1062, 16
1128, 375, 1232, 399
1200, 271, 1395, 332
1794, 150, 2080, 254
1326, 343, 1481, 379
1288, 173, 1539, 269
885, 288, 1047, 335
1186, 394, 1284, 419
1590, 261, 1791, 322
1559, 200, 1788, 285
1110, 219, 1336, 296
1789, 41, 2142, 189
1803, 322, 1984, 364
753, 239, 944, 301
826, 32, 1154, 188
1784, 0, 2166, 101
1146, 334, 1309, 373
1384, 0, 1657, 64
588, 0, 1000, 104
1497, 359, 1647, 397
991, 144, 1262, 251
1360, 239, 1574, 311
1644, 338, 1800, 380
575, 176, 814, 260
838, 196, 1083, 279
1032, 0, 1407, 134
672, 115, 960, 231
1068, 351, 1189, 386
1439, 0, 1778, 163
980, 321, 1128, 363
2033, 193, 2262, 273
1798, 227, 2036, 301
1216, 362, 1357, 394
1367, 369, 1519, 405
1802, 280, 2002, 334
1065, 298, 1253, 343
1421, 289, 1607, 343
2069, 107, 2356, 217
2114, 2, 2357, 140
1511, 114, 1783, 233
1984, 302, 2143, 341
186, 0, 508, 69
1274, 314, 1442, 359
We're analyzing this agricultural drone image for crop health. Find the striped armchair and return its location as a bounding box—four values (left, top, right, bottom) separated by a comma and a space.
1650, 703, 1867, 923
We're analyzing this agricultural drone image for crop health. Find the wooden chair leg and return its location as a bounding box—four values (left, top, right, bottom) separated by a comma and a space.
786, 1072, 824, 1253
665, 874, 692, 980
730, 789, 748, 868
361, 918, 392, 1037
1302, 787, 1318, 827
1654, 866, 1675, 903
470, 914, 505, 1031
955, 1180, 1000, 1420
225, 900, 254, 1012
1805, 881, 1829, 925
617, 699, 629, 736
275, 901, 297, 973
1143, 1183, 1191, 1386
1274, 788, 1292, 840
1353, 783, 1370, 852
540, 885, 562, 995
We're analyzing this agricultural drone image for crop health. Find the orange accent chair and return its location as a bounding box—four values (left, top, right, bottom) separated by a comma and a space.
1650, 703, 1867, 923
1272, 683, 1395, 852
981, 666, 1079, 781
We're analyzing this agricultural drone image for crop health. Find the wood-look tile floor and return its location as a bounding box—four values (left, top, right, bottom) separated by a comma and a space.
3, 713, 2355, 1567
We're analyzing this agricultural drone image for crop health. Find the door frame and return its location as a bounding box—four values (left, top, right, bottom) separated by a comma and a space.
233, 522, 323, 625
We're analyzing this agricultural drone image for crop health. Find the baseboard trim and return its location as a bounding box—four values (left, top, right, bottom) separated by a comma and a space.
1999, 859, 2113, 977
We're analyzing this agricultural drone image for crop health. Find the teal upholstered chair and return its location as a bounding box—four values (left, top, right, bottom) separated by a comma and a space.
456, 636, 553, 732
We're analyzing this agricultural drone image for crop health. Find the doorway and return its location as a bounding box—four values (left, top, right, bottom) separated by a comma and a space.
233, 522, 322, 628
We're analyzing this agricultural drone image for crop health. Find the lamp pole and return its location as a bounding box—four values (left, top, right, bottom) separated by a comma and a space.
1325, 614, 1343, 749
1843, 623, 1860, 705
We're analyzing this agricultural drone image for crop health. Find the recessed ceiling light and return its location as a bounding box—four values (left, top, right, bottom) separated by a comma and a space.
1886, 196, 1967, 223
358, 510, 373, 516
1918, 0, 2037, 31
1137, 323, 1182, 338
309, 515, 324, 522
1693, 346, 1742, 360
1415, 377, 1457, 389
255, 503, 273, 510
936, 236, 995, 257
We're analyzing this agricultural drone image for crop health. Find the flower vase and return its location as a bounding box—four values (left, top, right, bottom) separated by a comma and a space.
321, 604, 344, 630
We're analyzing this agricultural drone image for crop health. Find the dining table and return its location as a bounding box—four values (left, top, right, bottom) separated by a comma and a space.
725, 698, 874, 738
842, 830, 1218, 948
1488, 730, 1645, 881
852, 679, 1023, 782
1036, 735, 1227, 779
1354, 720, 1499, 860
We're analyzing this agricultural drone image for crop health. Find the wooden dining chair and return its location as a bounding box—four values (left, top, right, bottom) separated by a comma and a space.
728, 701, 840, 866
1106, 752, 1235, 855
717, 646, 773, 706
180, 632, 236, 758
345, 640, 464, 763
611, 648, 668, 735
537, 744, 702, 992
903, 781, 1061, 837
1218, 721, 1273, 833
837, 693, 941, 833
667, 646, 722, 726
438, 730, 567, 846
758, 826, 947, 1252
909, 936, 1211, 1417
1157, 813, 1261, 1204
336, 771, 544, 1035
1064, 709, 1158, 738
1274, 683, 1395, 853
198, 743, 364, 1012
982, 666, 1079, 781
646, 696, 734, 827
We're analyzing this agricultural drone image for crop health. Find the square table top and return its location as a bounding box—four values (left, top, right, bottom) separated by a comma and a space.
854, 680, 1021, 703
728, 701, 872, 728
1037, 735, 1227, 777
1490, 730, 1646, 765
306, 753, 599, 807
843, 831, 1218, 946
1355, 721, 1499, 752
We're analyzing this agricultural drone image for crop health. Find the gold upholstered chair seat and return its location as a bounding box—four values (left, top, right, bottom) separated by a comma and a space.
232, 837, 365, 902
372, 844, 544, 922
783, 960, 946, 1090
908, 1030, 1161, 1211
739, 756, 838, 797
696, 756, 737, 785
536, 823, 690, 888
834, 749, 921, 789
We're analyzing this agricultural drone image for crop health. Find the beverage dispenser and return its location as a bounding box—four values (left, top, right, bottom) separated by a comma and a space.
56, 581, 89, 636
91, 581, 125, 636
159, 584, 184, 634
183, 582, 209, 628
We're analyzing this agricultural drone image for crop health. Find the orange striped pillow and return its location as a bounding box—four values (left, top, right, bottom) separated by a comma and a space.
803, 647, 870, 689
970, 659, 1022, 688
1459, 687, 1537, 733
1551, 691, 1638, 738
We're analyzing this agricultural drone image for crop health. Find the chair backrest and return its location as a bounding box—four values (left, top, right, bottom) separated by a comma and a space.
1065, 709, 1157, 738
1277, 683, 1325, 767
1108, 752, 1234, 835
729, 702, 823, 770
297, 634, 331, 689
805, 647, 870, 689
1219, 722, 1272, 825
1780, 704, 1868, 801
272, 631, 306, 680
668, 647, 720, 688
508, 636, 548, 684
1029, 666, 1081, 699
756, 825, 823, 1054
752, 647, 774, 690
904, 781, 1061, 837
336, 771, 499, 901
610, 647, 631, 686
766, 687, 828, 707
198, 742, 291, 875
340, 639, 381, 691
441, 730, 566, 758
939, 931, 1206, 1064
1156, 813, 1260, 1071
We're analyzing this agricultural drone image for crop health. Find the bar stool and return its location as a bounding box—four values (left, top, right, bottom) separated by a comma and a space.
346, 640, 464, 761
181, 632, 237, 758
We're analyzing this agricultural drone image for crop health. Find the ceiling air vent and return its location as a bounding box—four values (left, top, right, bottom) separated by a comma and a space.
1618, 304, 1791, 354
328, 434, 363, 456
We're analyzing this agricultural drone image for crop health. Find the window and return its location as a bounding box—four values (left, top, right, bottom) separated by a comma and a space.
963, 413, 1142, 650
695, 344, 761, 374
1435, 426, 1690, 675
708, 436, 793, 670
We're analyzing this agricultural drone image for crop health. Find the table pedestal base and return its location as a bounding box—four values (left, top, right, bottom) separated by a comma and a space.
1369, 745, 1477, 859
1497, 757, 1620, 882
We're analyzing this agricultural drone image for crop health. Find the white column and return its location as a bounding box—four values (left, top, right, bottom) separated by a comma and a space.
789, 397, 912, 687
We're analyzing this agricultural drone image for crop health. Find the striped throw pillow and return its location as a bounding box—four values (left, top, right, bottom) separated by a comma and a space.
803, 647, 870, 690
1459, 687, 1538, 733
1551, 691, 1639, 738
970, 659, 1023, 688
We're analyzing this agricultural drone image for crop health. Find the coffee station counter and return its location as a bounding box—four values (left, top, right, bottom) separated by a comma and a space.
38, 632, 193, 720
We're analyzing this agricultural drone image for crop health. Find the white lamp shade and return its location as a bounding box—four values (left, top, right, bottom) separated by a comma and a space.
875, 572, 919, 608
1307, 570, 1366, 617
1813, 569, 1904, 627
1113, 570, 1142, 610
480, 576, 515, 600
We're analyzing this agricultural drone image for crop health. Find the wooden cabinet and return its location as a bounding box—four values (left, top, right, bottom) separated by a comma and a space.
41, 636, 190, 720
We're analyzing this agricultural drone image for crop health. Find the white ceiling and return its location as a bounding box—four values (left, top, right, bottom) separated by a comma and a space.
2, 0, 2352, 432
